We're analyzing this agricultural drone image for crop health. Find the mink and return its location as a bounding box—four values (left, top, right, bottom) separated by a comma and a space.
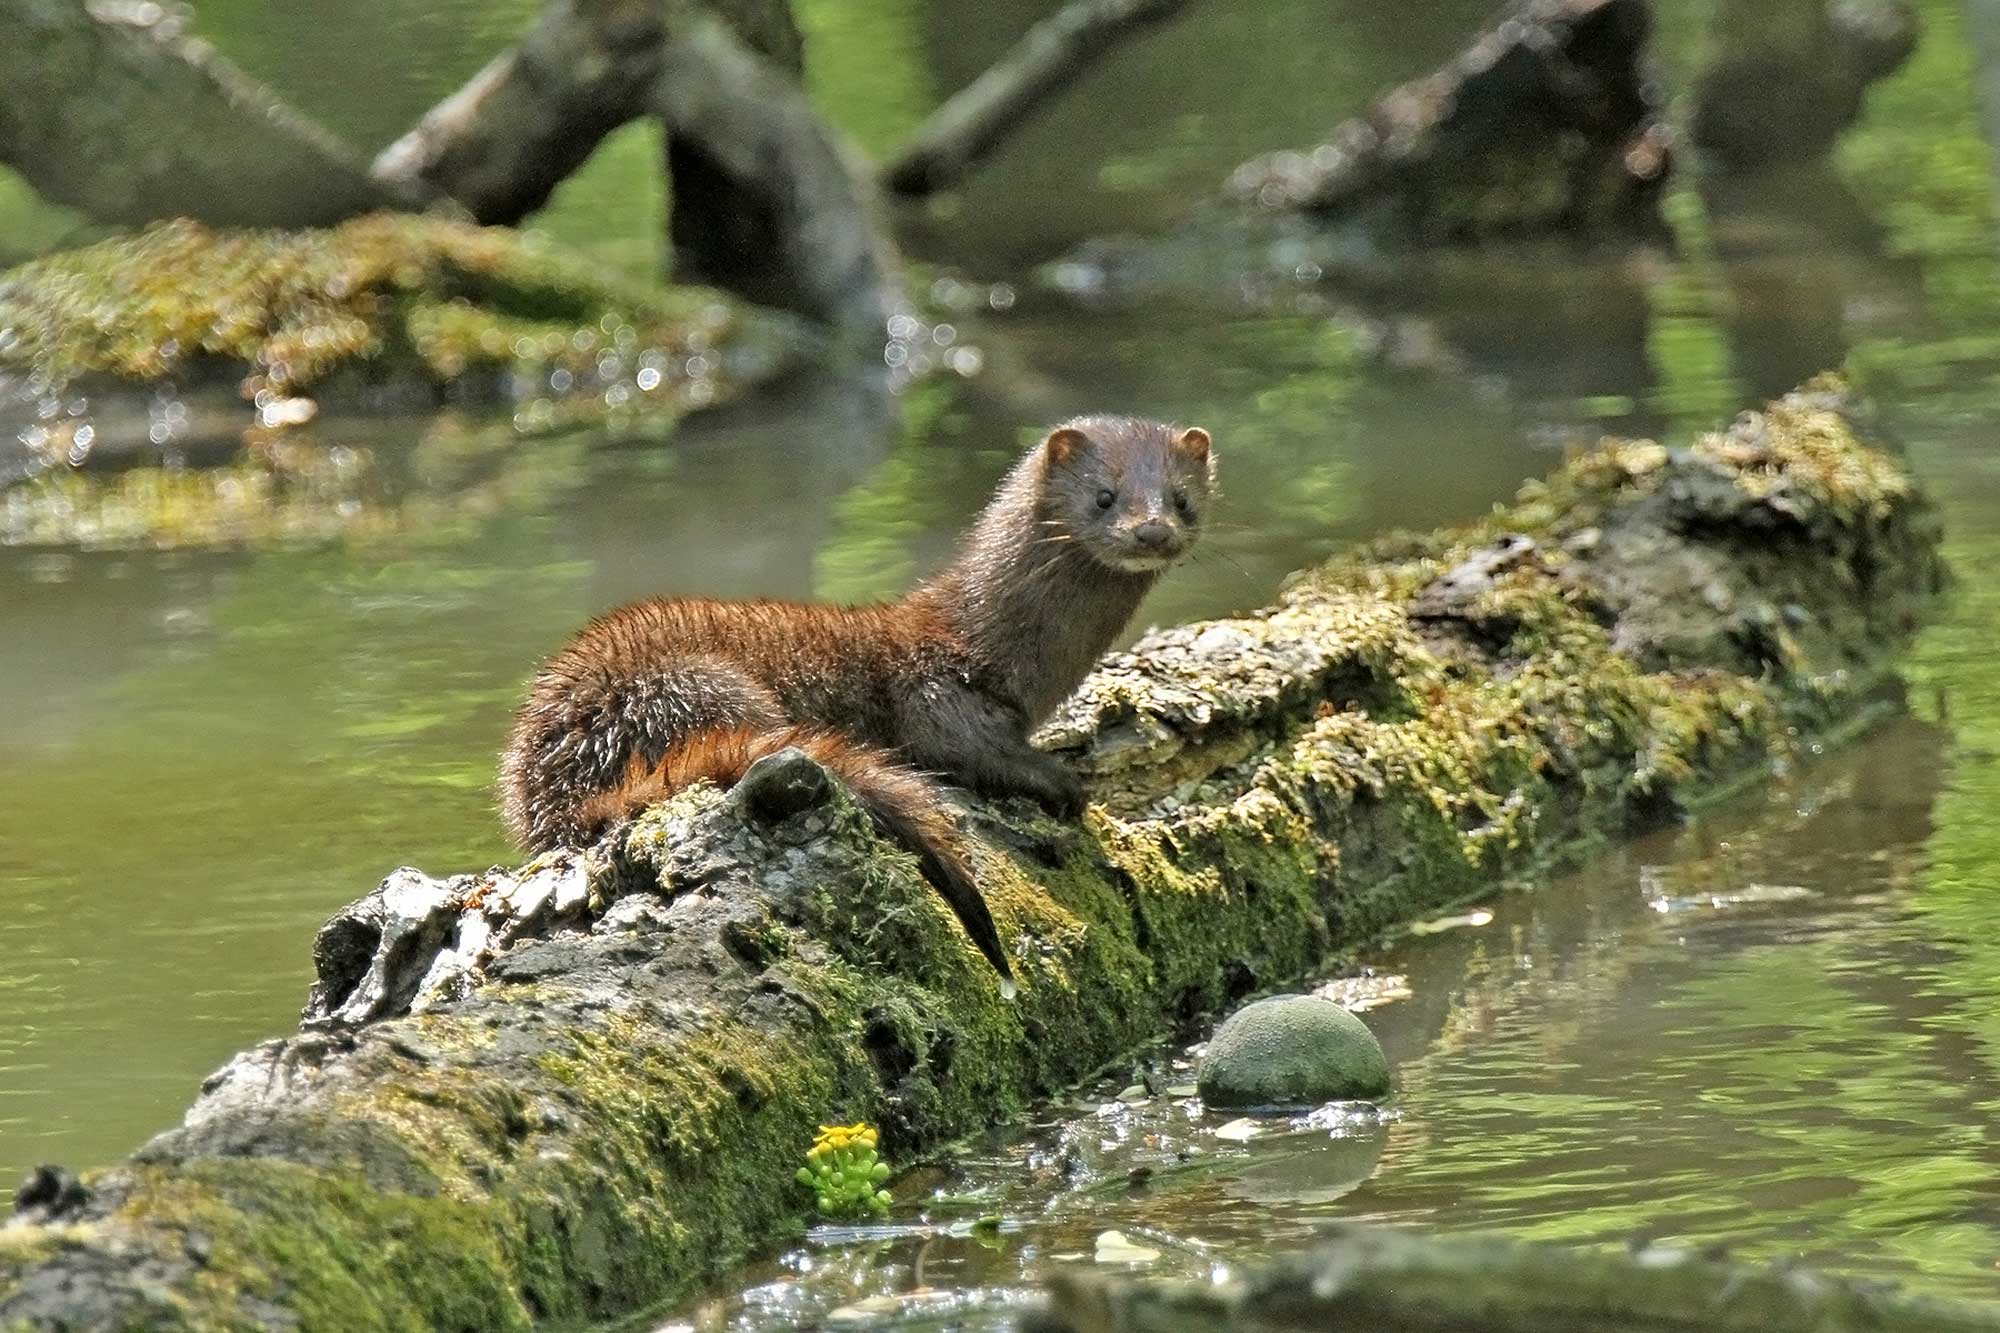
500, 415, 1216, 991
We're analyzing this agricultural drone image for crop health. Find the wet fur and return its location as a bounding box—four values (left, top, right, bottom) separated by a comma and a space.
500, 416, 1216, 986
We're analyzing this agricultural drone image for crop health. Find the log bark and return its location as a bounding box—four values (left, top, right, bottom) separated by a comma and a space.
0, 0, 418, 226
0, 380, 1946, 1329
881, 0, 1199, 198
1027, 1220, 2000, 1332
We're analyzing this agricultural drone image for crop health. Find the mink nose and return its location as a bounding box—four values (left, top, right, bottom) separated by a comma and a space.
1133, 519, 1175, 552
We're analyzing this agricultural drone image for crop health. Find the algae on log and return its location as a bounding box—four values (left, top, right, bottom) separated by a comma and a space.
0, 381, 1945, 1329
0, 215, 808, 486
1027, 1221, 2000, 1332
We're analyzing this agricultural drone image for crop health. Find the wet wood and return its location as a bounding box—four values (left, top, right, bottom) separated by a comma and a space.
0, 0, 417, 226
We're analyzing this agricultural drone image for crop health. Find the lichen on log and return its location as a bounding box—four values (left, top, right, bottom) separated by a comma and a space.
0, 379, 1945, 1330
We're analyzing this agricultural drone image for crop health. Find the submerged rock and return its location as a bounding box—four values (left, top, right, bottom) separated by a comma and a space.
1197, 994, 1391, 1108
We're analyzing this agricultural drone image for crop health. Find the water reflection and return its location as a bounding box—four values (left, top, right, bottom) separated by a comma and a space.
669, 714, 2000, 1328
2, 1, 2000, 1319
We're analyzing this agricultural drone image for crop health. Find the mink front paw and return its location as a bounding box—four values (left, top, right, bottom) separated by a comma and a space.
980, 758, 1086, 818
1034, 766, 1087, 819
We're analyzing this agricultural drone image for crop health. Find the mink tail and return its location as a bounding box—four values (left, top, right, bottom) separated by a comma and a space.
576, 724, 1016, 996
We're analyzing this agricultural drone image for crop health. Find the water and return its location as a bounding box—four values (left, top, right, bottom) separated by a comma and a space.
3, 0, 2000, 1317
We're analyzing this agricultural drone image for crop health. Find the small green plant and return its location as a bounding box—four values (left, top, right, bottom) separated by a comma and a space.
796, 1122, 893, 1219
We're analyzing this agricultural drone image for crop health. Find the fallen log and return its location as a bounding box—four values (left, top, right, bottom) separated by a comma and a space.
0, 214, 812, 490
1222, 0, 1669, 241
1693, 0, 1920, 169
0, 379, 1944, 1328
1027, 1220, 2000, 1332
652, 17, 897, 332
0, 0, 420, 226
369, 0, 805, 225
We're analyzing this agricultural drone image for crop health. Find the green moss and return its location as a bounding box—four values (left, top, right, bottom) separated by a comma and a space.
527, 1011, 843, 1316
0, 214, 784, 406
103, 1160, 525, 1332
0, 385, 1941, 1328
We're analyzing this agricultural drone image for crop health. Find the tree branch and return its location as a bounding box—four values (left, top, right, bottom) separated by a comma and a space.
369, 0, 673, 224
653, 18, 898, 332
881, 0, 1199, 198
0, 0, 417, 226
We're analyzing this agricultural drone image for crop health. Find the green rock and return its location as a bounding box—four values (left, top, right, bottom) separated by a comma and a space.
1196, 994, 1391, 1108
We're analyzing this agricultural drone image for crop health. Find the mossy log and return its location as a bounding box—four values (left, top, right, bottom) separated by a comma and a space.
0, 215, 808, 491
0, 380, 1946, 1329
1027, 1220, 2000, 1332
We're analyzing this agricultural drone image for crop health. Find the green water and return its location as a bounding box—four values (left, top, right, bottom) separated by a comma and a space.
4, 0, 2000, 1319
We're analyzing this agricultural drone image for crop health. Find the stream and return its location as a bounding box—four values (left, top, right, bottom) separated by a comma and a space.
4, 0, 2000, 1321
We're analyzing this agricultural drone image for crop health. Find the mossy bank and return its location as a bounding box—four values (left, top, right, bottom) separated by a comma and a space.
0, 379, 1944, 1329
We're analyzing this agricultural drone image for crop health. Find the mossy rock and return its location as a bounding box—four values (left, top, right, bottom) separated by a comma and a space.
0, 214, 805, 408
1197, 994, 1392, 1108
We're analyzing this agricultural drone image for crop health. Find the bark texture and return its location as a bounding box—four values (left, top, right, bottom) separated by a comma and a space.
0, 380, 1945, 1330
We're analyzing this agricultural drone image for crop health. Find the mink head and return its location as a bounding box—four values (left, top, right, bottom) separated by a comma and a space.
1038, 416, 1215, 574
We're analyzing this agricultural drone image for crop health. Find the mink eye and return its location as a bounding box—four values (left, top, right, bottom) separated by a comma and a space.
1095, 488, 1116, 510
1172, 489, 1192, 515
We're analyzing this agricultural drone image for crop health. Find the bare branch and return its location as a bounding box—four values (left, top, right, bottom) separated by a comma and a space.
369, 0, 671, 224
0, 0, 413, 227
881, 0, 1198, 198
653, 17, 899, 332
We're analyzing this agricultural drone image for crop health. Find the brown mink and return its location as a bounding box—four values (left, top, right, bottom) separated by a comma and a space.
500, 416, 1216, 990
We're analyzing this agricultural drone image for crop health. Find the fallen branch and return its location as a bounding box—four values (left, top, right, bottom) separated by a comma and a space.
0, 0, 419, 226
881, 0, 1200, 197
653, 17, 897, 331
1221, 0, 1666, 237
0, 380, 1945, 1328
367, 0, 807, 224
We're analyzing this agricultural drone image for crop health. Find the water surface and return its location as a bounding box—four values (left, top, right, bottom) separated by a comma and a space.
4, 0, 2000, 1317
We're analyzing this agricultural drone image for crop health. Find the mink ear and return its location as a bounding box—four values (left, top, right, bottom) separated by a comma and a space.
1173, 426, 1211, 463
1044, 427, 1089, 469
